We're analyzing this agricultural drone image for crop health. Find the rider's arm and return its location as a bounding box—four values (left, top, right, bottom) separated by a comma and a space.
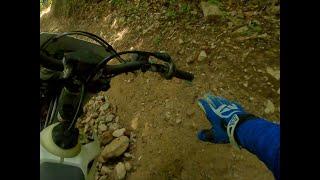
197, 93, 280, 180
235, 118, 280, 180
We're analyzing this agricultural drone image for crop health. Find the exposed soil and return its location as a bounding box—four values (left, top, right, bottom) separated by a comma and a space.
41, 1, 279, 179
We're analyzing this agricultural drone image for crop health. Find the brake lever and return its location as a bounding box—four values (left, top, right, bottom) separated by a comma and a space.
152, 52, 172, 63
151, 52, 176, 79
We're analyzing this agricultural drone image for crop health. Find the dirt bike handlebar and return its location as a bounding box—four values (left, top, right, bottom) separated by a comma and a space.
40, 51, 194, 81
104, 61, 194, 81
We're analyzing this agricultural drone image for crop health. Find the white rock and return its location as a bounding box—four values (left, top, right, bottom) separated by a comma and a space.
198, 50, 207, 62
266, 67, 280, 80
178, 39, 184, 44
112, 128, 126, 138
109, 123, 120, 131
264, 100, 275, 114
91, 112, 99, 119
191, 10, 197, 15
101, 136, 129, 161
200, 1, 223, 20
84, 124, 90, 133
233, 26, 249, 34
101, 166, 112, 175
97, 155, 105, 163
124, 152, 133, 158
99, 175, 107, 180
100, 103, 110, 111
105, 114, 115, 122
257, 69, 264, 73
277, 88, 280, 94
114, 116, 119, 123
227, 21, 234, 27
97, 162, 102, 169
114, 162, 126, 180
124, 162, 132, 171
165, 111, 171, 120
131, 117, 139, 130
97, 116, 105, 123
186, 57, 195, 64
272, 121, 277, 124
176, 119, 182, 124
98, 124, 108, 132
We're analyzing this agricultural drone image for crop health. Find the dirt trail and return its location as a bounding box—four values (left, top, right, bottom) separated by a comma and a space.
41, 1, 279, 179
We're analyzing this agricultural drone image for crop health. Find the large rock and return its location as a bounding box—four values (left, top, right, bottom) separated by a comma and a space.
101, 136, 129, 161
200, 1, 223, 21
114, 162, 126, 180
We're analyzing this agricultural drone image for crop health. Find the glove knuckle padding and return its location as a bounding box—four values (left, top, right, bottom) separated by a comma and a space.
197, 93, 247, 144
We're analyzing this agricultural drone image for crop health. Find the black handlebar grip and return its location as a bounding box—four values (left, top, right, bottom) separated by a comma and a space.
40, 52, 64, 71
174, 69, 194, 81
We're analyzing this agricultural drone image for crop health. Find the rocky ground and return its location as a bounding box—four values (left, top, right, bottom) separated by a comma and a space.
41, 0, 280, 179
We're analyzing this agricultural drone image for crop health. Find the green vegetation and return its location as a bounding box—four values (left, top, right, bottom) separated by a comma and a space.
153, 35, 162, 46
111, 0, 124, 6
208, 0, 220, 5
40, 0, 52, 11
166, 9, 177, 19
248, 20, 262, 33
180, 3, 191, 13
168, 0, 177, 5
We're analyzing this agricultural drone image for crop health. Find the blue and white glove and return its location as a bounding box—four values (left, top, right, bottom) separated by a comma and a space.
198, 93, 280, 180
197, 93, 249, 147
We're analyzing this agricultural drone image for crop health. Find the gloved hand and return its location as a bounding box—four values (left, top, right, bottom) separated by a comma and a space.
197, 93, 248, 144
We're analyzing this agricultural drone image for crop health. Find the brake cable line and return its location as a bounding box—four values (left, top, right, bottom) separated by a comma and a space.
67, 84, 85, 131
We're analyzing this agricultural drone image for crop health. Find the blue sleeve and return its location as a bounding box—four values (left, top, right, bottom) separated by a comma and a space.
235, 118, 280, 180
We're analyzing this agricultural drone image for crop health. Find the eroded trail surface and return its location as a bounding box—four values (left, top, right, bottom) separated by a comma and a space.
41, 1, 279, 179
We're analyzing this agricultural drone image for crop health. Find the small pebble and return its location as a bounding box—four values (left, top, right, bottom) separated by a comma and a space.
124, 162, 132, 171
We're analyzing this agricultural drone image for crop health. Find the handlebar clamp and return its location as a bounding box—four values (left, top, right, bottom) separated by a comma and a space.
163, 62, 176, 80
